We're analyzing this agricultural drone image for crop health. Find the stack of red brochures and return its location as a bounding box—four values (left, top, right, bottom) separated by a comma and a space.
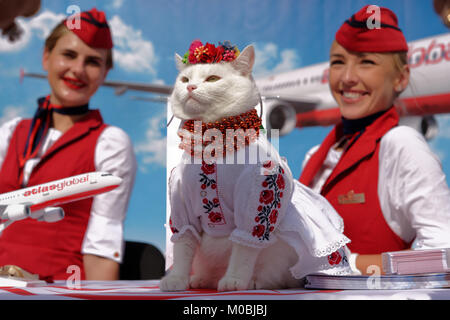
382, 248, 450, 275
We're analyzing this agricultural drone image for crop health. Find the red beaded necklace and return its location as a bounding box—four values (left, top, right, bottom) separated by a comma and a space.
178, 108, 262, 159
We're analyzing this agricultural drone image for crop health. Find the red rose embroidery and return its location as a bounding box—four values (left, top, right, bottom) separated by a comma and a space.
263, 161, 273, 169
259, 190, 274, 205
269, 210, 278, 224
208, 212, 222, 223
328, 251, 342, 265
201, 162, 215, 175
253, 166, 285, 241
199, 161, 224, 225
252, 225, 265, 238
169, 218, 179, 234
276, 174, 285, 190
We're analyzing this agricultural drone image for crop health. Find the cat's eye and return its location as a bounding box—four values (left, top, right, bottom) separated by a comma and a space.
181, 76, 189, 83
205, 75, 221, 82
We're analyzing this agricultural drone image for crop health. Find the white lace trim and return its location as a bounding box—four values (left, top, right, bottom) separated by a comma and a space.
312, 235, 351, 257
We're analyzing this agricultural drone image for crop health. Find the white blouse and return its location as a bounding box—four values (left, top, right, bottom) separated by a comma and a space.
169, 134, 352, 278
0, 117, 137, 263
302, 125, 450, 250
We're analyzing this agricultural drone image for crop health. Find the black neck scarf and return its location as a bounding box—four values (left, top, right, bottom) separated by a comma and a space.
340, 109, 389, 151
19, 95, 89, 184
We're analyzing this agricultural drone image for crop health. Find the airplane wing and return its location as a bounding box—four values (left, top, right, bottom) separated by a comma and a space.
21, 70, 173, 96
101, 80, 172, 96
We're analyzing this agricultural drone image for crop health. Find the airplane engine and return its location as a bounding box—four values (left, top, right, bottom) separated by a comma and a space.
30, 207, 65, 223
420, 115, 439, 140
263, 101, 297, 136
2, 204, 30, 221
399, 115, 439, 141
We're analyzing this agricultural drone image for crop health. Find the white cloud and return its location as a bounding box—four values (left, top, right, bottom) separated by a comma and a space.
109, 15, 158, 75
0, 105, 27, 126
135, 113, 167, 168
0, 10, 65, 52
27, 10, 66, 40
110, 0, 125, 10
253, 42, 300, 77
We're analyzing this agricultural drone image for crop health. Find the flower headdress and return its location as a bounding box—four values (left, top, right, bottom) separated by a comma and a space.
182, 40, 240, 65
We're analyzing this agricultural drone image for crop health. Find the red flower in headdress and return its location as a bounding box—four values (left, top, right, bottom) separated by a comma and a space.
183, 40, 239, 65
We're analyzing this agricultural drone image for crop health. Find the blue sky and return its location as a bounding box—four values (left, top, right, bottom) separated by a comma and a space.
0, 0, 449, 253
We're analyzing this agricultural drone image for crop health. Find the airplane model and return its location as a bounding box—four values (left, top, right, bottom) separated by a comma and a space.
22, 33, 450, 139
0, 171, 122, 233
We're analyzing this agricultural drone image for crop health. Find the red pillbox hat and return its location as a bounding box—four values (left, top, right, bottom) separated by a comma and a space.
336, 5, 408, 53
64, 8, 113, 49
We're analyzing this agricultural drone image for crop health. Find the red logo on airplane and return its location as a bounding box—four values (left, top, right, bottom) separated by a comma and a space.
408, 39, 450, 68
23, 175, 89, 197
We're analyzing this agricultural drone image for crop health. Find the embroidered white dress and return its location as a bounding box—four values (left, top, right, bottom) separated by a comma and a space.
169, 133, 352, 278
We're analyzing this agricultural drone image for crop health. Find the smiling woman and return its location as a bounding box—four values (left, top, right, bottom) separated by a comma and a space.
300, 5, 450, 275
328, 41, 410, 120
0, 8, 137, 282
42, 31, 109, 111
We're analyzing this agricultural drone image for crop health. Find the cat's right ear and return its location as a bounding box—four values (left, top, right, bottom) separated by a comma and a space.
175, 53, 187, 71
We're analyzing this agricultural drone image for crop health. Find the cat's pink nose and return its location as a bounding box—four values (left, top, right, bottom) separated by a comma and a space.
187, 84, 197, 93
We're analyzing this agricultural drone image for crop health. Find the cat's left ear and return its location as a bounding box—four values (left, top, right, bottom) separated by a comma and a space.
230, 45, 255, 76
175, 53, 187, 71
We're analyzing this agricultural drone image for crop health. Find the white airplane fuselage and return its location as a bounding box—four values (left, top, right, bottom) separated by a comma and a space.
0, 172, 122, 214
256, 33, 450, 131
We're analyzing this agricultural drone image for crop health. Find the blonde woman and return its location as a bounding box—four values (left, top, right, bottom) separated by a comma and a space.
300, 5, 450, 275
0, 8, 136, 281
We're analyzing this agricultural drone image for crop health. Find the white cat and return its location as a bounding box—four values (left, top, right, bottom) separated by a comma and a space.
160, 42, 351, 292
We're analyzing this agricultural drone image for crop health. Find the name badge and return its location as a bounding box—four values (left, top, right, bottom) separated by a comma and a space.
338, 190, 365, 204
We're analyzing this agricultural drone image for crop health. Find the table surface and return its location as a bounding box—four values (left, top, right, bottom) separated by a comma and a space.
0, 280, 449, 300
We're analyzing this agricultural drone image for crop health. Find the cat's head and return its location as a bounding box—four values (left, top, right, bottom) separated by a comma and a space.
170, 42, 260, 123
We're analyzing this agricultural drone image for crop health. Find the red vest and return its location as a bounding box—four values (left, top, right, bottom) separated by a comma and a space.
0, 110, 107, 280
300, 107, 409, 254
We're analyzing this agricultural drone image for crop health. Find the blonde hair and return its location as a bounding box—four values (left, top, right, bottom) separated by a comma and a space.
388, 51, 410, 98
45, 21, 113, 69
391, 51, 408, 75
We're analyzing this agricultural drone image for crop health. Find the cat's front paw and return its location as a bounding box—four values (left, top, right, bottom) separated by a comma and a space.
217, 275, 249, 292
160, 274, 190, 291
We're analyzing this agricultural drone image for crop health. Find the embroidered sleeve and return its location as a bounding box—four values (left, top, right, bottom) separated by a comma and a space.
230, 160, 293, 248
168, 165, 202, 243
